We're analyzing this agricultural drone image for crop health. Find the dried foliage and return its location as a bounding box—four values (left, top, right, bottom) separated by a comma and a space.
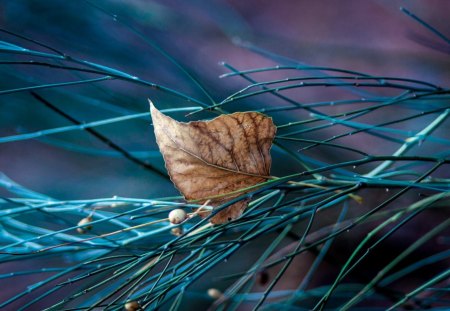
151, 102, 276, 224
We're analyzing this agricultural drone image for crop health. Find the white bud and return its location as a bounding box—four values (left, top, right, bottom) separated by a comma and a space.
207, 288, 222, 299
171, 227, 183, 236
77, 216, 93, 234
168, 209, 187, 224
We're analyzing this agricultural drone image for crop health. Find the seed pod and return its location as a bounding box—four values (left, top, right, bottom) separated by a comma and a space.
168, 209, 187, 224
207, 288, 222, 299
77, 216, 93, 234
124, 300, 140, 311
171, 226, 183, 236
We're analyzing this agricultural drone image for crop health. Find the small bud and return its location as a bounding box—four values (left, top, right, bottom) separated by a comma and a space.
77, 216, 93, 234
124, 300, 140, 311
207, 288, 222, 299
171, 226, 183, 236
168, 209, 187, 224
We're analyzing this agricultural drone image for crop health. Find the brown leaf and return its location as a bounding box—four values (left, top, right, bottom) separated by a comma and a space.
150, 102, 276, 224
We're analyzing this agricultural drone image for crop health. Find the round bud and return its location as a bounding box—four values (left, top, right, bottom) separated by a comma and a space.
124, 300, 140, 311
77, 216, 93, 234
171, 227, 183, 236
168, 209, 187, 224
207, 288, 222, 299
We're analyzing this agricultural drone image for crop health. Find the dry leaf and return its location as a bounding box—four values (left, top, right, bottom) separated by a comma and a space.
150, 102, 276, 224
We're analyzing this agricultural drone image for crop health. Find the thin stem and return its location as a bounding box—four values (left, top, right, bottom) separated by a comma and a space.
365, 108, 449, 177
386, 269, 450, 311
400, 7, 450, 45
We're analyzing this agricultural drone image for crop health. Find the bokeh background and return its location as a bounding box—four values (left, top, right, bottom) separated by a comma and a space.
1, 0, 449, 200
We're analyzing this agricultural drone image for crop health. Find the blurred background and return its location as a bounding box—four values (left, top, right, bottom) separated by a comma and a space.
0, 1, 449, 310
1, 0, 448, 200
